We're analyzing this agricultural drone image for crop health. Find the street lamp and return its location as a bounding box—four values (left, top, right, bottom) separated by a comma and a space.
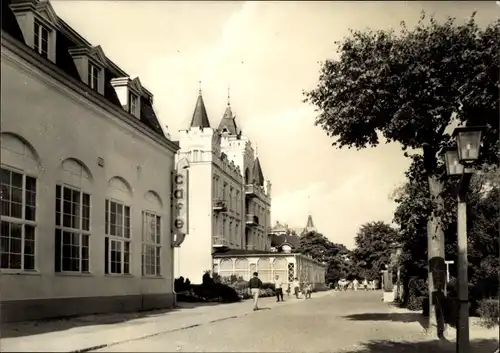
444, 126, 486, 353
389, 242, 403, 301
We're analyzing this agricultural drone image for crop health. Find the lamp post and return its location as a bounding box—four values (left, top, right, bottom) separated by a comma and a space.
390, 242, 403, 302
444, 126, 486, 353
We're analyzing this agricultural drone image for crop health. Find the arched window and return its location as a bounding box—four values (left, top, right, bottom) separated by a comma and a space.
0, 133, 40, 271
219, 258, 233, 279
142, 190, 163, 276
257, 258, 272, 283
105, 177, 133, 275
273, 258, 288, 283
55, 158, 93, 273
234, 258, 249, 279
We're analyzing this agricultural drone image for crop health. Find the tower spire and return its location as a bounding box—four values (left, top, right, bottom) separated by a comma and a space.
255, 144, 258, 158
227, 86, 231, 106
189, 83, 211, 128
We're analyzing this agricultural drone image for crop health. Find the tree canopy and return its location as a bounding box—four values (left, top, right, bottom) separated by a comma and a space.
296, 231, 351, 283
304, 13, 499, 165
392, 160, 500, 303
352, 221, 398, 280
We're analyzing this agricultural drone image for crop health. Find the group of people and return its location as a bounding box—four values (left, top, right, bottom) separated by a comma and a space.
337, 278, 377, 291
247, 272, 313, 311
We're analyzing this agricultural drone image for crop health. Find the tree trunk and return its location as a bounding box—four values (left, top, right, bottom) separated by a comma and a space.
427, 173, 447, 338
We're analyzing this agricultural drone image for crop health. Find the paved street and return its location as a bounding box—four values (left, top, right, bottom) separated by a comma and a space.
95, 291, 498, 353
2, 290, 497, 353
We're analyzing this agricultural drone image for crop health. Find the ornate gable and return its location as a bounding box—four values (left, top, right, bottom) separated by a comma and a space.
89, 45, 107, 67
35, 0, 58, 25
131, 77, 143, 94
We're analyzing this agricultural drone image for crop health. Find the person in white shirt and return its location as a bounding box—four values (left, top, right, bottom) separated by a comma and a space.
353, 278, 359, 291
363, 278, 369, 291
274, 275, 284, 302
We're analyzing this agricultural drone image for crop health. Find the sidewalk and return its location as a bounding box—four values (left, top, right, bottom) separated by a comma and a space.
0, 290, 334, 353
386, 303, 499, 341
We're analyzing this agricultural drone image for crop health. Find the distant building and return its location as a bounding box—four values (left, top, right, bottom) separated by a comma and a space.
302, 214, 317, 234
246, 215, 327, 289
1, 0, 178, 322
269, 215, 318, 253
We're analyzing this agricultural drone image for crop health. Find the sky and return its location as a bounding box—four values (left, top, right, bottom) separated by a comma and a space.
52, 1, 498, 249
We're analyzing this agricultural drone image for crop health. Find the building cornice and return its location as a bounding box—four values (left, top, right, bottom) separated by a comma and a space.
1, 31, 179, 154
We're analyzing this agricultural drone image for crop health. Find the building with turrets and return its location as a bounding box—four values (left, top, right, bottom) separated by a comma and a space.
174, 90, 272, 283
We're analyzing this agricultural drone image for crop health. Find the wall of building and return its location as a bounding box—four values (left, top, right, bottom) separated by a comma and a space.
213, 254, 326, 288
174, 127, 215, 283
212, 159, 244, 249
0, 44, 176, 321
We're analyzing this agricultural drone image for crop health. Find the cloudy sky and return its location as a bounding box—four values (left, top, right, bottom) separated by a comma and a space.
52, 1, 497, 248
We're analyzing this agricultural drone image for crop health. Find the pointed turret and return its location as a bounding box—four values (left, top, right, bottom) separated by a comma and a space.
189, 86, 211, 128
217, 87, 239, 134
252, 157, 264, 186
303, 215, 317, 234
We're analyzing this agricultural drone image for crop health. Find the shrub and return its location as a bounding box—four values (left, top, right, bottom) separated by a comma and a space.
261, 282, 276, 291
232, 280, 249, 291
477, 298, 500, 328
406, 277, 428, 311
174, 276, 191, 292
212, 272, 221, 283
202, 271, 215, 287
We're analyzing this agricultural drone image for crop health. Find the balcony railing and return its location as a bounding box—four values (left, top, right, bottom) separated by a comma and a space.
244, 184, 257, 198
213, 199, 228, 212
245, 214, 258, 226
245, 244, 256, 251
213, 236, 229, 248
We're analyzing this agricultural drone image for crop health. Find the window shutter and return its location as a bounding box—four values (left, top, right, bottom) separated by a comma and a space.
105, 237, 109, 274
55, 229, 61, 272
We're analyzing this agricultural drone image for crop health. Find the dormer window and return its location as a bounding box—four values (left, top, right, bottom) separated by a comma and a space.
34, 20, 49, 58
10, 0, 58, 63
69, 47, 106, 95
88, 63, 100, 91
128, 92, 138, 115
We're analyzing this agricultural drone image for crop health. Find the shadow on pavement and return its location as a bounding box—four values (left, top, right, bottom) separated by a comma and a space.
340, 338, 499, 353
0, 301, 226, 339
342, 312, 429, 330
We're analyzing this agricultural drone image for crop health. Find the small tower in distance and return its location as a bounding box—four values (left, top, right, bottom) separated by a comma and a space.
303, 214, 317, 234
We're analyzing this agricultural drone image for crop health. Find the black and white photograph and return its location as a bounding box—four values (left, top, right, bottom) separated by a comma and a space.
0, 1, 498, 352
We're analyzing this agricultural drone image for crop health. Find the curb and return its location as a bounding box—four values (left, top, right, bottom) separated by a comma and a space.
69, 318, 226, 353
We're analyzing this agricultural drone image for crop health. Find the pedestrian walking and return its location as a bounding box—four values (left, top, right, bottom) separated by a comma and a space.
248, 271, 263, 311
353, 278, 359, 291
304, 280, 312, 299
292, 277, 300, 298
274, 275, 284, 302
363, 278, 368, 291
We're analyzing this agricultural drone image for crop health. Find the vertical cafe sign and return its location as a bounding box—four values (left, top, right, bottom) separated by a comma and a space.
171, 158, 189, 247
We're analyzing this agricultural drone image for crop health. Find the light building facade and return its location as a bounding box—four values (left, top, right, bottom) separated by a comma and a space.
174, 93, 272, 283
1, 0, 178, 322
